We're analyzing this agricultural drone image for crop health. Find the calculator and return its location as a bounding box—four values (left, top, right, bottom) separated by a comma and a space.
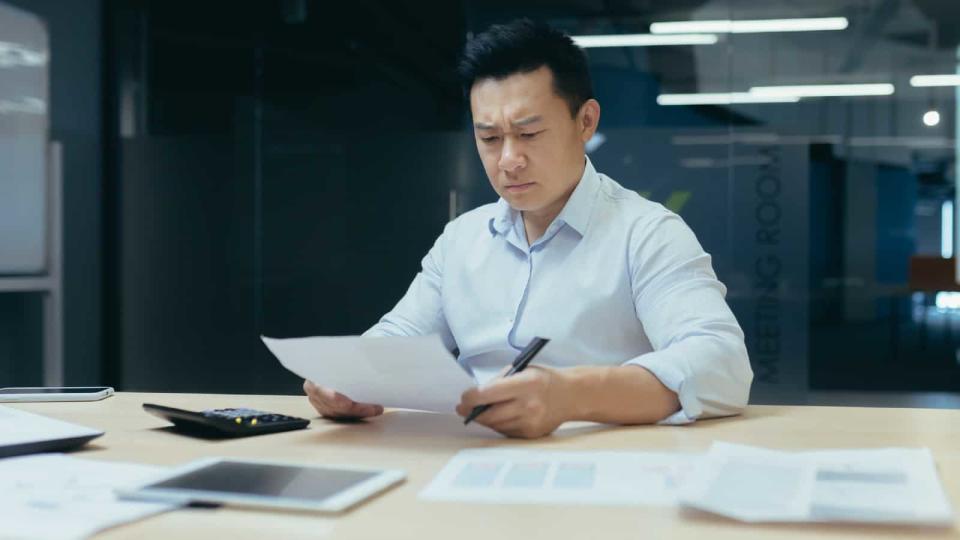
143, 403, 310, 438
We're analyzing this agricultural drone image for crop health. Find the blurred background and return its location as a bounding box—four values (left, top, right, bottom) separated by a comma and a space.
1, 0, 959, 407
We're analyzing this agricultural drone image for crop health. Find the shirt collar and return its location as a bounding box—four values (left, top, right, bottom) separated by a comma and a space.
489, 156, 601, 238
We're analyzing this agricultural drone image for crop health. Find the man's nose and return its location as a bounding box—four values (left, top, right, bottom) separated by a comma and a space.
498, 138, 525, 172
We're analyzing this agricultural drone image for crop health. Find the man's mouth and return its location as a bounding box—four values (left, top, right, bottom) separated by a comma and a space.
504, 182, 535, 193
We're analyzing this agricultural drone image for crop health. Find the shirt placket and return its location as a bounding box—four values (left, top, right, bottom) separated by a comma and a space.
507, 246, 533, 349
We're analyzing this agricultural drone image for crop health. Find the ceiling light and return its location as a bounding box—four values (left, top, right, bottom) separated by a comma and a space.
656, 92, 800, 106
571, 33, 718, 48
910, 74, 960, 87
749, 83, 894, 98
0, 41, 47, 68
650, 17, 848, 35
846, 136, 953, 148
923, 110, 941, 127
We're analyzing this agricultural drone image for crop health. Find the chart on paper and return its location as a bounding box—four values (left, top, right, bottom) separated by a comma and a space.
420, 449, 691, 506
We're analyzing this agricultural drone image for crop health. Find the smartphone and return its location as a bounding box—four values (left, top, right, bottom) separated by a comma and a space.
0, 386, 114, 402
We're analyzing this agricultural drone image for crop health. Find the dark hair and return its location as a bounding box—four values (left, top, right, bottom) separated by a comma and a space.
457, 18, 594, 117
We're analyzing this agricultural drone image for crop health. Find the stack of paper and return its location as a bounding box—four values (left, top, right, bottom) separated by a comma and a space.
679, 442, 955, 526
0, 454, 177, 540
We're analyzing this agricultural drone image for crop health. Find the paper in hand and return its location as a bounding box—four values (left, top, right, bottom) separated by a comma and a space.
263, 334, 477, 414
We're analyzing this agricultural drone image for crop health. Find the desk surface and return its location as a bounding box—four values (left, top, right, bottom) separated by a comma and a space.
11, 393, 960, 539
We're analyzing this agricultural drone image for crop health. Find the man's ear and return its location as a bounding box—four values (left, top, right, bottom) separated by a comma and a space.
578, 99, 601, 143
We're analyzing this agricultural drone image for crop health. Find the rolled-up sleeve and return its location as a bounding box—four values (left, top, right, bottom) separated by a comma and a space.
624, 213, 752, 424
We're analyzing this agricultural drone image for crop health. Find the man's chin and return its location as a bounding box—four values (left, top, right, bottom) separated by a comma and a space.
502, 197, 540, 212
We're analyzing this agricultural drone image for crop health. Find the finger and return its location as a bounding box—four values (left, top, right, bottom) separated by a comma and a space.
316, 386, 347, 405
489, 419, 537, 439
469, 371, 542, 405
460, 386, 513, 410
311, 388, 361, 416
345, 401, 384, 417
307, 393, 336, 417
473, 400, 523, 427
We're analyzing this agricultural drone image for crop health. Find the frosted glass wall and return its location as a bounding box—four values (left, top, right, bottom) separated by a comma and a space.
0, 2, 47, 274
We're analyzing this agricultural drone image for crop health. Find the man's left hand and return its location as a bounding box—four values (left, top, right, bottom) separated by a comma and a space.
456, 366, 575, 439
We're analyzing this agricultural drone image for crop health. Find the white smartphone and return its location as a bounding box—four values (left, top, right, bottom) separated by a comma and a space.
118, 457, 406, 512
0, 386, 114, 402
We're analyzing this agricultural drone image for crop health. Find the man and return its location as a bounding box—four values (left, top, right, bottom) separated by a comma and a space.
304, 19, 752, 438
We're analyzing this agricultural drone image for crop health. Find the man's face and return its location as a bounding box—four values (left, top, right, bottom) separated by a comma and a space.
470, 66, 596, 217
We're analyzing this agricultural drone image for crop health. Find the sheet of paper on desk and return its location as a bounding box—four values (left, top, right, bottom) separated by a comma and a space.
0, 404, 102, 446
420, 449, 692, 506
0, 453, 178, 540
679, 442, 955, 526
263, 334, 477, 414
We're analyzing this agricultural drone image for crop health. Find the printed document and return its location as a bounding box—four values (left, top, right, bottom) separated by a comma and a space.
420, 448, 691, 506
0, 404, 102, 449
0, 453, 177, 540
679, 442, 954, 526
263, 334, 476, 413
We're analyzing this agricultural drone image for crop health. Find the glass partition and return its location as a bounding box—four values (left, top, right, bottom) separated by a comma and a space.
105, 0, 960, 405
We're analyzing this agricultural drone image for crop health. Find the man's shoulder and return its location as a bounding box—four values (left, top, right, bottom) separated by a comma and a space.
594, 172, 676, 226
456, 200, 502, 223
594, 172, 705, 257
438, 200, 502, 239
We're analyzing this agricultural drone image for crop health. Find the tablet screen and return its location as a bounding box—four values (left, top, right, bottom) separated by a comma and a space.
148, 461, 381, 501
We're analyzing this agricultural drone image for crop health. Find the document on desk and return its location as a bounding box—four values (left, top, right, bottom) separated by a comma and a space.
679, 442, 954, 526
263, 334, 477, 414
420, 449, 691, 506
0, 404, 103, 452
0, 453, 178, 540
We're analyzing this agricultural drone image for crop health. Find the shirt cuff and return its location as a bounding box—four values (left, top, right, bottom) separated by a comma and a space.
623, 352, 702, 425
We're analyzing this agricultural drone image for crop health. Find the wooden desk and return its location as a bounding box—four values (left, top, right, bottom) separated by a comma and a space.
10, 393, 960, 539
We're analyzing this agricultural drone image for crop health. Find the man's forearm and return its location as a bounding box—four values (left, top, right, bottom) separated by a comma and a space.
559, 365, 680, 425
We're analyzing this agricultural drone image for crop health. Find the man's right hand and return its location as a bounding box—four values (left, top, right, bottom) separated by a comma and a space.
303, 380, 384, 419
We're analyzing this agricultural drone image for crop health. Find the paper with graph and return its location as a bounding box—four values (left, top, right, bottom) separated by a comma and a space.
420, 448, 691, 506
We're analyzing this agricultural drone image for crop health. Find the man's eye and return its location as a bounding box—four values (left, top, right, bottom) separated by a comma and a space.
520, 131, 542, 139
481, 136, 501, 143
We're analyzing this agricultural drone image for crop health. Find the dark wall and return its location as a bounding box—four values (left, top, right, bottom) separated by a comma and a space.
106, 0, 472, 393
1, 0, 103, 386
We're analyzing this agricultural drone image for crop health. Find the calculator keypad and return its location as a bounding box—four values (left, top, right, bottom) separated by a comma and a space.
203, 408, 300, 422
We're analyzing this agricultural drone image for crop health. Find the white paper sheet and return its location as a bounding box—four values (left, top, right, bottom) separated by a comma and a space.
262, 334, 477, 414
0, 404, 102, 447
679, 442, 955, 526
420, 449, 691, 506
0, 454, 177, 540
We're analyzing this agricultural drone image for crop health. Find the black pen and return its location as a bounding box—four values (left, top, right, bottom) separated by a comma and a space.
463, 337, 550, 425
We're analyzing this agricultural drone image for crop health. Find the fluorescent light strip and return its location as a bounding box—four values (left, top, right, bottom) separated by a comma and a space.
847, 136, 954, 148
749, 83, 894, 97
571, 33, 718, 48
651, 17, 848, 35
910, 74, 960, 87
657, 92, 799, 106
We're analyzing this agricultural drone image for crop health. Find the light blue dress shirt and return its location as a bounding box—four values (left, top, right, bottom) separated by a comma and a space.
364, 157, 752, 424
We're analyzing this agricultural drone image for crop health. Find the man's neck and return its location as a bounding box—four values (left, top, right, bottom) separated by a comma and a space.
522, 204, 563, 245
521, 161, 586, 245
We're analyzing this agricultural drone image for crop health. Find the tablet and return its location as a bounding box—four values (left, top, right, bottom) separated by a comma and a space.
118, 457, 405, 512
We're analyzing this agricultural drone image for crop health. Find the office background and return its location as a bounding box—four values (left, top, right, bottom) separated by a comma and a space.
1, 0, 959, 406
